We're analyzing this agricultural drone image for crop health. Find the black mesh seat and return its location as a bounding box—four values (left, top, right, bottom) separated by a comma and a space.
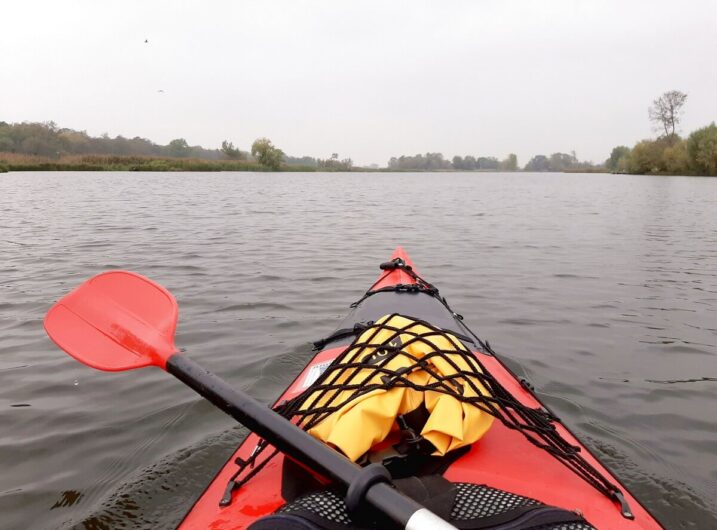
279, 489, 352, 526
248, 478, 595, 530
451, 483, 540, 520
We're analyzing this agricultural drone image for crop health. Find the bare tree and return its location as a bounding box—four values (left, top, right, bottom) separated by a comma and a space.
649, 90, 687, 140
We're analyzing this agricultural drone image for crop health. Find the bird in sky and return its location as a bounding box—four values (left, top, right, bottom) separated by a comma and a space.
144, 39, 148, 43
157, 89, 165, 93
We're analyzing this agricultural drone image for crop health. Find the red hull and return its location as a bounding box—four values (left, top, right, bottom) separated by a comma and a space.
179, 247, 661, 530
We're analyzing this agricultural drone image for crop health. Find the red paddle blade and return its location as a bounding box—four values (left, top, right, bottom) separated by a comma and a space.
44, 271, 178, 371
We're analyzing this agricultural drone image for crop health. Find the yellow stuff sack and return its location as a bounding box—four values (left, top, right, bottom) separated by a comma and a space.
300, 314, 494, 461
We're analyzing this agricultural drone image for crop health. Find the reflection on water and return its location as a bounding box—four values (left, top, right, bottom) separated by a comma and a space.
0, 171, 716, 529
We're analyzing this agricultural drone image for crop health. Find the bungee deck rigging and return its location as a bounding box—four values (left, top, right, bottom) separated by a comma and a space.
173, 247, 664, 529
217, 261, 634, 522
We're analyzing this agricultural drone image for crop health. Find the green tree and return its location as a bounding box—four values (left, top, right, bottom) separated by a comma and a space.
615, 155, 630, 173
662, 141, 689, 174
627, 140, 666, 174
221, 140, 243, 160
463, 155, 477, 170
168, 138, 190, 157
606, 146, 631, 171
0, 134, 13, 152
0, 122, 12, 152
548, 152, 578, 171
477, 156, 500, 170
524, 155, 550, 171
425, 153, 450, 170
499, 154, 518, 171
251, 137, 284, 170
686, 123, 717, 176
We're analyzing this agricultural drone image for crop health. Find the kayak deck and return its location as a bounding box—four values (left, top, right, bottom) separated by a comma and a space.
178, 247, 661, 529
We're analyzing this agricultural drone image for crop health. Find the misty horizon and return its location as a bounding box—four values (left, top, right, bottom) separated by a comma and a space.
2, 1, 716, 166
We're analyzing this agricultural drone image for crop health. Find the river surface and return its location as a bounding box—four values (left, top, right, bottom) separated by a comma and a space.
0, 171, 716, 529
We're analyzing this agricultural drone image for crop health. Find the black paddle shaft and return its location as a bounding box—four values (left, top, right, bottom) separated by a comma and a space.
166, 354, 449, 529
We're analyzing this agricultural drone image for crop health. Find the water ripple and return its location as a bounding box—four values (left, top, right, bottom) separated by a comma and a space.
0, 171, 716, 528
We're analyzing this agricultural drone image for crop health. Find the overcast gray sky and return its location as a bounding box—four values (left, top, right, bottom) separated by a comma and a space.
2, 0, 716, 166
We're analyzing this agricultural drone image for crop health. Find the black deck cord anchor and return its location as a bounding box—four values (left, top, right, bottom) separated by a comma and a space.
220, 480, 237, 507
220, 443, 267, 506
312, 321, 373, 351
519, 378, 535, 391
610, 489, 635, 520
345, 463, 392, 517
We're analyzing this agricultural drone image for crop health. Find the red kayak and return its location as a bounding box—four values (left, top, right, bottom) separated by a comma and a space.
176, 247, 662, 530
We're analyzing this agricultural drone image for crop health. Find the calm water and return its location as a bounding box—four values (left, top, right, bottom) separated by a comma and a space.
1, 171, 716, 529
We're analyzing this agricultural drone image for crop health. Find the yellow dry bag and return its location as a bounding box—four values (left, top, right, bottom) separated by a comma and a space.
300, 314, 494, 462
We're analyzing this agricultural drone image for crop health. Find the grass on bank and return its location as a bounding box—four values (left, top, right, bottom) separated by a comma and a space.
0, 153, 317, 172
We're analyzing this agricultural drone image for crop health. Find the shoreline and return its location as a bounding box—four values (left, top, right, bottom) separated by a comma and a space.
0, 165, 606, 174
2, 156, 711, 176
0, 155, 607, 174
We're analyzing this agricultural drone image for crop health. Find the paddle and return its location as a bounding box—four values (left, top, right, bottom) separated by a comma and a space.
44, 271, 457, 530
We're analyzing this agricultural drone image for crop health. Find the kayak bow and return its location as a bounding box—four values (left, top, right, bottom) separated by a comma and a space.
44, 247, 663, 529
178, 247, 662, 529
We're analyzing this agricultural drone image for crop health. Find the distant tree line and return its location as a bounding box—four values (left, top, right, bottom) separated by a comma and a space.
0, 121, 238, 160
385, 91, 714, 175
3, 90, 716, 175
388, 153, 451, 170
0, 121, 320, 171
605, 124, 717, 176
523, 152, 598, 172
605, 91, 717, 176
452, 154, 519, 171
285, 155, 319, 168
385, 150, 605, 172
388, 152, 518, 171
